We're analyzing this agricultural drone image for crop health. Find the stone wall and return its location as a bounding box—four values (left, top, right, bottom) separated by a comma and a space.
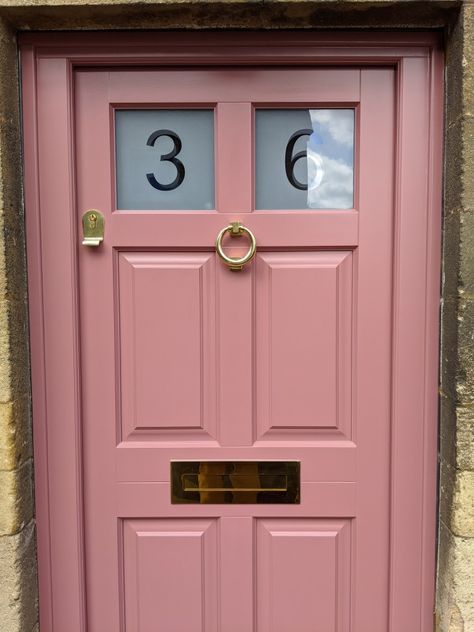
438, 4, 474, 631
0, 2, 471, 631
0, 17, 37, 632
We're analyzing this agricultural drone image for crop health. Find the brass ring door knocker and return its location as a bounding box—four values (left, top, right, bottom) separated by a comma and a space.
215, 222, 257, 271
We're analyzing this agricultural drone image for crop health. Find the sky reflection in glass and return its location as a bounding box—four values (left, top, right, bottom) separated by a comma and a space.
255, 109, 354, 210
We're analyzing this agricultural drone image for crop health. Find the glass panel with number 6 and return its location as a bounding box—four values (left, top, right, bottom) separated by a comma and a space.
255, 109, 354, 210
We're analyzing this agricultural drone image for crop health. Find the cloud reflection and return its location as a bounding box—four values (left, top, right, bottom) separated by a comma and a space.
307, 109, 354, 209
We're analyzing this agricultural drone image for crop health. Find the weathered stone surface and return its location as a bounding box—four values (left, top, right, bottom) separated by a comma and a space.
446, 4, 465, 128
0, 0, 460, 31
459, 209, 474, 295
0, 459, 34, 536
0, 299, 30, 405
440, 389, 457, 465
438, 4, 474, 631
445, 121, 464, 213
0, 397, 32, 472
437, 522, 474, 631
461, 124, 474, 209
0, 521, 38, 632
457, 296, 474, 405
451, 471, 474, 537
0, 18, 29, 406
0, 15, 37, 632
456, 406, 474, 471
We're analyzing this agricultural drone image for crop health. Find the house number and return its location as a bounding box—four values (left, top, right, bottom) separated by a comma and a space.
285, 128, 313, 190
145, 126, 313, 193
146, 129, 185, 191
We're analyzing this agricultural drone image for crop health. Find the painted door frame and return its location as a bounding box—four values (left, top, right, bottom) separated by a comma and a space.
20, 31, 443, 632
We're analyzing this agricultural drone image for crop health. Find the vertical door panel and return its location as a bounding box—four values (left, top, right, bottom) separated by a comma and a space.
119, 252, 217, 441
123, 519, 218, 632
256, 251, 352, 441
256, 519, 351, 632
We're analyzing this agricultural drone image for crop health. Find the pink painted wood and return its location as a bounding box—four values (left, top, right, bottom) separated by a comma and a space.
20, 32, 443, 632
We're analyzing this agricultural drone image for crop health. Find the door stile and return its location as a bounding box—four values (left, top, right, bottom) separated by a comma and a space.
388, 55, 443, 632
22, 54, 88, 632
75, 70, 122, 631
351, 68, 395, 630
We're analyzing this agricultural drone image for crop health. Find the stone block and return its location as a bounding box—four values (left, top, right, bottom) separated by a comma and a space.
437, 521, 456, 630
444, 117, 474, 214
437, 521, 474, 631
0, 0, 458, 31
0, 521, 38, 632
440, 296, 459, 406
462, 3, 474, 116
451, 470, 474, 537
460, 119, 474, 209
459, 208, 474, 295
456, 406, 474, 471
442, 208, 461, 299
439, 392, 457, 465
0, 397, 32, 471
456, 296, 474, 405
445, 5, 465, 128
0, 18, 24, 306
0, 294, 11, 403
440, 459, 456, 532
445, 121, 464, 214
0, 459, 34, 536
0, 299, 31, 405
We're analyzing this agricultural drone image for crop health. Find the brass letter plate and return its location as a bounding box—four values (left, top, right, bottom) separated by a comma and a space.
171, 461, 300, 504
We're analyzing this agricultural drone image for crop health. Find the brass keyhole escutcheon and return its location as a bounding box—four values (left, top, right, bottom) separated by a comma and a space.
82, 209, 105, 247
215, 221, 257, 271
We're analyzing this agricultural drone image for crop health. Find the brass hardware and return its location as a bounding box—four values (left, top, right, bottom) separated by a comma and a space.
171, 461, 300, 504
215, 222, 257, 271
82, 209, 104, 247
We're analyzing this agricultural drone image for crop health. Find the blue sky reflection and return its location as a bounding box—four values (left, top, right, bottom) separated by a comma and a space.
307, 109, 354, 209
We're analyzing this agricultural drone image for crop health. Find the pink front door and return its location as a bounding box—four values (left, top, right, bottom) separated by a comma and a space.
22, 33, 442, 632
76, 66, 390, 632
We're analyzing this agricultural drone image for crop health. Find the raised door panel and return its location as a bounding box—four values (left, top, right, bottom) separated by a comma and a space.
118, 253, 216, 441
123, 519, 218, 632
256, 252, 352, 441
256, 519, 351, 632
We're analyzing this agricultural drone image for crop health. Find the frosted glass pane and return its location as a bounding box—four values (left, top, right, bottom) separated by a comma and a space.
116, 110, 214, 210
255, 109, 354, 210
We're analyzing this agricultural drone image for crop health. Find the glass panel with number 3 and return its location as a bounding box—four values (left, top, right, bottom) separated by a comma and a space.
115, 109, 215, 210
255, 109, 355, 210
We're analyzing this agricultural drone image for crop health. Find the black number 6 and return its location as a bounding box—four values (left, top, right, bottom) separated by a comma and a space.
285, 128, 313, 190
146, 129, 185, 191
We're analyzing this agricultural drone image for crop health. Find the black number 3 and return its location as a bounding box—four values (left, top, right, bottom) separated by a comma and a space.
285, 128, 313, 190
146, 129, 185, 191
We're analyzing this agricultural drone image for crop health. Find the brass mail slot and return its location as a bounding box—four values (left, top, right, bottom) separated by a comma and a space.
171, 461, 300, 504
